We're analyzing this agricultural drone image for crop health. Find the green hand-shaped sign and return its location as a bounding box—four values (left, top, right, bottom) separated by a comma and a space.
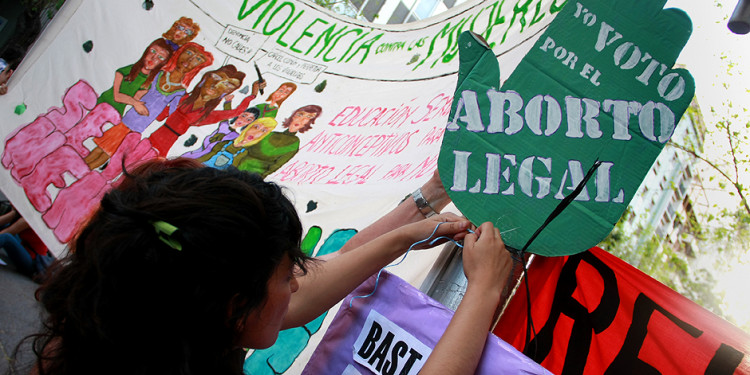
439, 0, 695, 256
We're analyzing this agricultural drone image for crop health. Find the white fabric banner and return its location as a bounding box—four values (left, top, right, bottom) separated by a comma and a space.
0, 0, 561, 372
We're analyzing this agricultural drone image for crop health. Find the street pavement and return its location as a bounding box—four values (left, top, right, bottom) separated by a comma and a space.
0, 257, 43, 375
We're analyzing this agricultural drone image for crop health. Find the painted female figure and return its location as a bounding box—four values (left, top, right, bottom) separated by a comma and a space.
162, 17, 200, 51
255, 82, 296, 119
234, 104, 322, 177
96, 39, 171, 116
85, 43, 212, 169
182, 107, 260, 160
123, 43, 213, 134
149, 65, 264, 156
196, 117, 277, 169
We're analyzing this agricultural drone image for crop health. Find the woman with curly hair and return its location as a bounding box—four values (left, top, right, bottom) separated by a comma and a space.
26, 158, 511, 375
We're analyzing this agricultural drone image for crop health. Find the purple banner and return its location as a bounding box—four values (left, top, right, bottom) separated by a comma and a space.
303, 271, 550, 375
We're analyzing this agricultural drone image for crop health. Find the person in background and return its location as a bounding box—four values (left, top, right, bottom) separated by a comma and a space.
0, 61, 13, 95
0, 46, 24, 95
0, 206, 52, 281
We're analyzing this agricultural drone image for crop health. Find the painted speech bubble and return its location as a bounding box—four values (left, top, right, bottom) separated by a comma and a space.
439, 0, 695, 256
215, 25, 266, 62
256, 49, 327, 84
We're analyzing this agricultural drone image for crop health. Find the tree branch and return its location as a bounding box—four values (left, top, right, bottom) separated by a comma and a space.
668, 142, 750, 215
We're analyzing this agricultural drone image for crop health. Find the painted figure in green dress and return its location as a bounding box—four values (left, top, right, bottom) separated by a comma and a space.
235, 104, 322, 177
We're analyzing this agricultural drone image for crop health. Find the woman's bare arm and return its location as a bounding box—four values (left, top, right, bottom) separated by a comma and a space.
337, 170, 451, 254
419, 222, 512, 375
284, 213, 470, 328
0, 214, 29, 235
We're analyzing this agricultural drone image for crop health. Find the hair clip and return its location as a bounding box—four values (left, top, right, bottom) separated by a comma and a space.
151, 220, 183, 251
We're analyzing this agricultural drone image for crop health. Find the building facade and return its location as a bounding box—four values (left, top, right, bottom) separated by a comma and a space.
349, 0, 468, 24
624, 98, 707, 260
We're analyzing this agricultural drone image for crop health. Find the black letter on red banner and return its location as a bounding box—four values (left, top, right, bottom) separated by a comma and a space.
525, 251, 619, 374
705, 343, 744, 374
605, 293, 702, 374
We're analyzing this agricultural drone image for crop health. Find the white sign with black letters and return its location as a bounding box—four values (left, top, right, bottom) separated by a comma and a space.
215, 25, 266, 62
352, 310, 432, 375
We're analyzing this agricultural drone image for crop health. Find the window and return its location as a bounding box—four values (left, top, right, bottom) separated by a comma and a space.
387, 2, 410, 24
362, 0, 384, 21
656, 225, 667, 238
679, 180, 688, 195
666, 202, 676, 218
413, 0, 439, 20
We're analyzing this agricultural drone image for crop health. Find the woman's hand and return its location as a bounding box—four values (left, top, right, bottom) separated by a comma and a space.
462, 222, 512, 293
399, 212, 471, 250
418, 222, 511, 375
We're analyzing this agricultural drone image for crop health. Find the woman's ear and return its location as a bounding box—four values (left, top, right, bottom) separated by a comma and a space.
227, 293, 245, 330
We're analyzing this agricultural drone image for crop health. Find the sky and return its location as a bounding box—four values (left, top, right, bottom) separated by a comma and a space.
663, 0, 750, 331
666, 0, 749, 170
667, 0, 749, 147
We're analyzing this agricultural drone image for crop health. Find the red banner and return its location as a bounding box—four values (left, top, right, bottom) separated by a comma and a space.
494, 247, 750, 374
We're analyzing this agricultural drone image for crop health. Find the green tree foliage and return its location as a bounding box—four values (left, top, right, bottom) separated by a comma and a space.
600, 53, 750, 332
670, 53, 750, 215
600, 212, 727, 318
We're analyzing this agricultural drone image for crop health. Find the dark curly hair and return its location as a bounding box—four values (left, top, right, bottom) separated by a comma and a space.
29, 158, 310, 375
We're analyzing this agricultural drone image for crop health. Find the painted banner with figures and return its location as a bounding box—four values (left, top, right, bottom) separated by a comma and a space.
0, 0, 560, 253
0, 0, 560, 372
